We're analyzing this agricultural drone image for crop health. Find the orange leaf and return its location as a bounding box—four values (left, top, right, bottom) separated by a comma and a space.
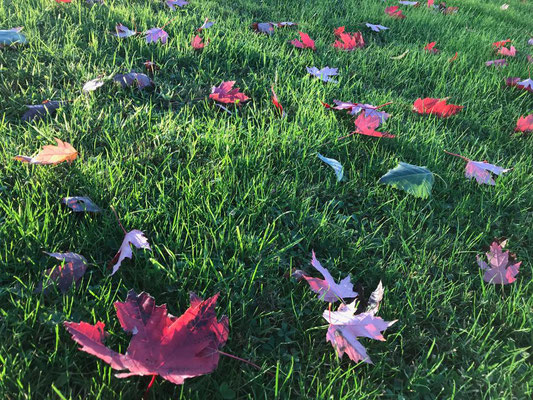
15, 138, 78, 165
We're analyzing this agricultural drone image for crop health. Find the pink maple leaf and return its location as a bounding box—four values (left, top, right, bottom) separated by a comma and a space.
290, 31, 316, 50
113, 23, 137, 38
292, 251, 357, 302
323, 300, 396, 364
515, 115, 533, 133
145, 28, 168, 44
485, 59, 507, 67
476, 241, 521, 284
497, 45, 516, 57
64, 291, 229, 384
385, 6, 406, 19
445, 151, 510, 185
424, 41, 439, 53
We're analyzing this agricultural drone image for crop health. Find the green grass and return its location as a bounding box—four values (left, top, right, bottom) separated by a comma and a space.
1, 0, 532, 398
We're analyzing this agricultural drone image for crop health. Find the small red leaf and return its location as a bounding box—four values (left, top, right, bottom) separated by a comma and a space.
515, 115, 533, 133
290, 31, 316, 50
271, 86, 284, 117
191, 35, 208, 50
424, 41, 439, 53
385, 6, 406, 19
209, 81, 250, 104
413, 98, 463, 118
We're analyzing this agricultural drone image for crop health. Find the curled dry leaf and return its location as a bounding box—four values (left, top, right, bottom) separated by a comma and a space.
197, 18, 214, 32
317, 153, 344, 181
15, 138, 77, 165
64, 291, 229, 385
22, 100, 63, 122
82, 77, 105, 93
113, 24, 136, 38
113, 71, 153, 90
110, 229, 151, 275
477, 241, 521, 284
271, 86, 284, 117
35, 252, 88, 294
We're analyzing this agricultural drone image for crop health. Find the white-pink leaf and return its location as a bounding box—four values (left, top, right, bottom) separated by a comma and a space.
110, 230, 151, 275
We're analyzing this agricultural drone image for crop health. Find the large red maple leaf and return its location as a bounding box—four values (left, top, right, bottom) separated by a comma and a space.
333, 31, 365, 50
413, 97, 463, 118
64, 291, 229, 385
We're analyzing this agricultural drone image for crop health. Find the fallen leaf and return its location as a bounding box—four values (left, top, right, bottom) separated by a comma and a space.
323, 100, 390, 123
424, 41, 439, 53
292, 251, 357, 302
317, 153, 344, 181
349, 112, 395, 138
15, 138, 77, 165
485, 59, 507, 67
333, 31, 364, 50
209, 81, 250, 104
251, 22, 275, 35
22, 101, 63, 122
323, 300, 396, 364
500, 4, 509, 10
0, 28, 27, 45
477, 241, 520, 284
385, 6, 406, 19
307, 66, 338, 83
113, 24, 137, 38
515, 115, 533, 133
413, 97, 463, 117
516, 78, 533, 92
497, 45, 516, 57
492, 39, 511, 48
379, 162, 434, 198
290, 31, 316, 50
398, 1, 419, 5
365, 281, 384, 316
197, 18, 214, 32
113, 71, 153, 90
529, 38, 533, 46
365, 23, 389, 32
391, 49, 409, 59
271, 86, 284, 117
82, 77, 105, 93
110, 230, 151, 275
145, 28, 168, 44
144, 60, 159, 73
166, 0, 188, 10
64, 290, 229, 385
445, 151, 510, 185
62, 196, 102, 213
191, 35, 208, 50
427, 0, 434, 6
36, 252, 88, 294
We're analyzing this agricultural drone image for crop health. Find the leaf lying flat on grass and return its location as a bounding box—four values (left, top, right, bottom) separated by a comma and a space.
22, 101, 63, 122
62, 196, 102, 213
515, 115, 533, 133
379, 162, 434, 198
477, 241, 521, 284
113, 71, 153, 89
14, 138, 77, 165
64, 291, 229, 385
35, 252, 88, 294
0, 28, 27, 45
307, 66, 338, 82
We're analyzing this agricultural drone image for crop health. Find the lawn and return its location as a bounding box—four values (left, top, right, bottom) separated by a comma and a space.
1, 0, 532, 398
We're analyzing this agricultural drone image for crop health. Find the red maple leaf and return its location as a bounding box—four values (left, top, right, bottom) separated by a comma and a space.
209, 81, 250, 104
290, 31, 316, 50
191, 35, 208, 50
413, 98, 463, 117
497, 45, 516, 57
492, 39, 511, 48
64, 291, 229, 385
515, 115, 533, 133
385, 6, 406, 19
353, 112, 395, 138
334, 26, 345, 36
424, 41, 439, 53
333, 32, 364, 50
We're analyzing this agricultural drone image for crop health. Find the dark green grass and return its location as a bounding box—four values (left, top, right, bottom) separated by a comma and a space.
1, 0, 532, 398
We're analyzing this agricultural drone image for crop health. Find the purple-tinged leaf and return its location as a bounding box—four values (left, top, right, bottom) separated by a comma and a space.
145, 28, 168, 44
529, 38, 533, 46
36, 252, 88, 294
166, 0, 188, 10
113, 71, 153, 90
485, 59, 507, 67
113, 23, 137, 38
110, 230, 151, 275
365, 23, 389, 32
464, 160, 510, 185
476, 241, 520, 284
398, 1, 419, 5
22, 101, 63, 122
307, 66, 338, 83
197, 18, 214, 32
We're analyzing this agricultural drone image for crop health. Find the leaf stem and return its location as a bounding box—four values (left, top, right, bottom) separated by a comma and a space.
142, 374, 157, 400
374, 101, 392, 109
110, 205, 127, 235
443, 150, 470, 162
